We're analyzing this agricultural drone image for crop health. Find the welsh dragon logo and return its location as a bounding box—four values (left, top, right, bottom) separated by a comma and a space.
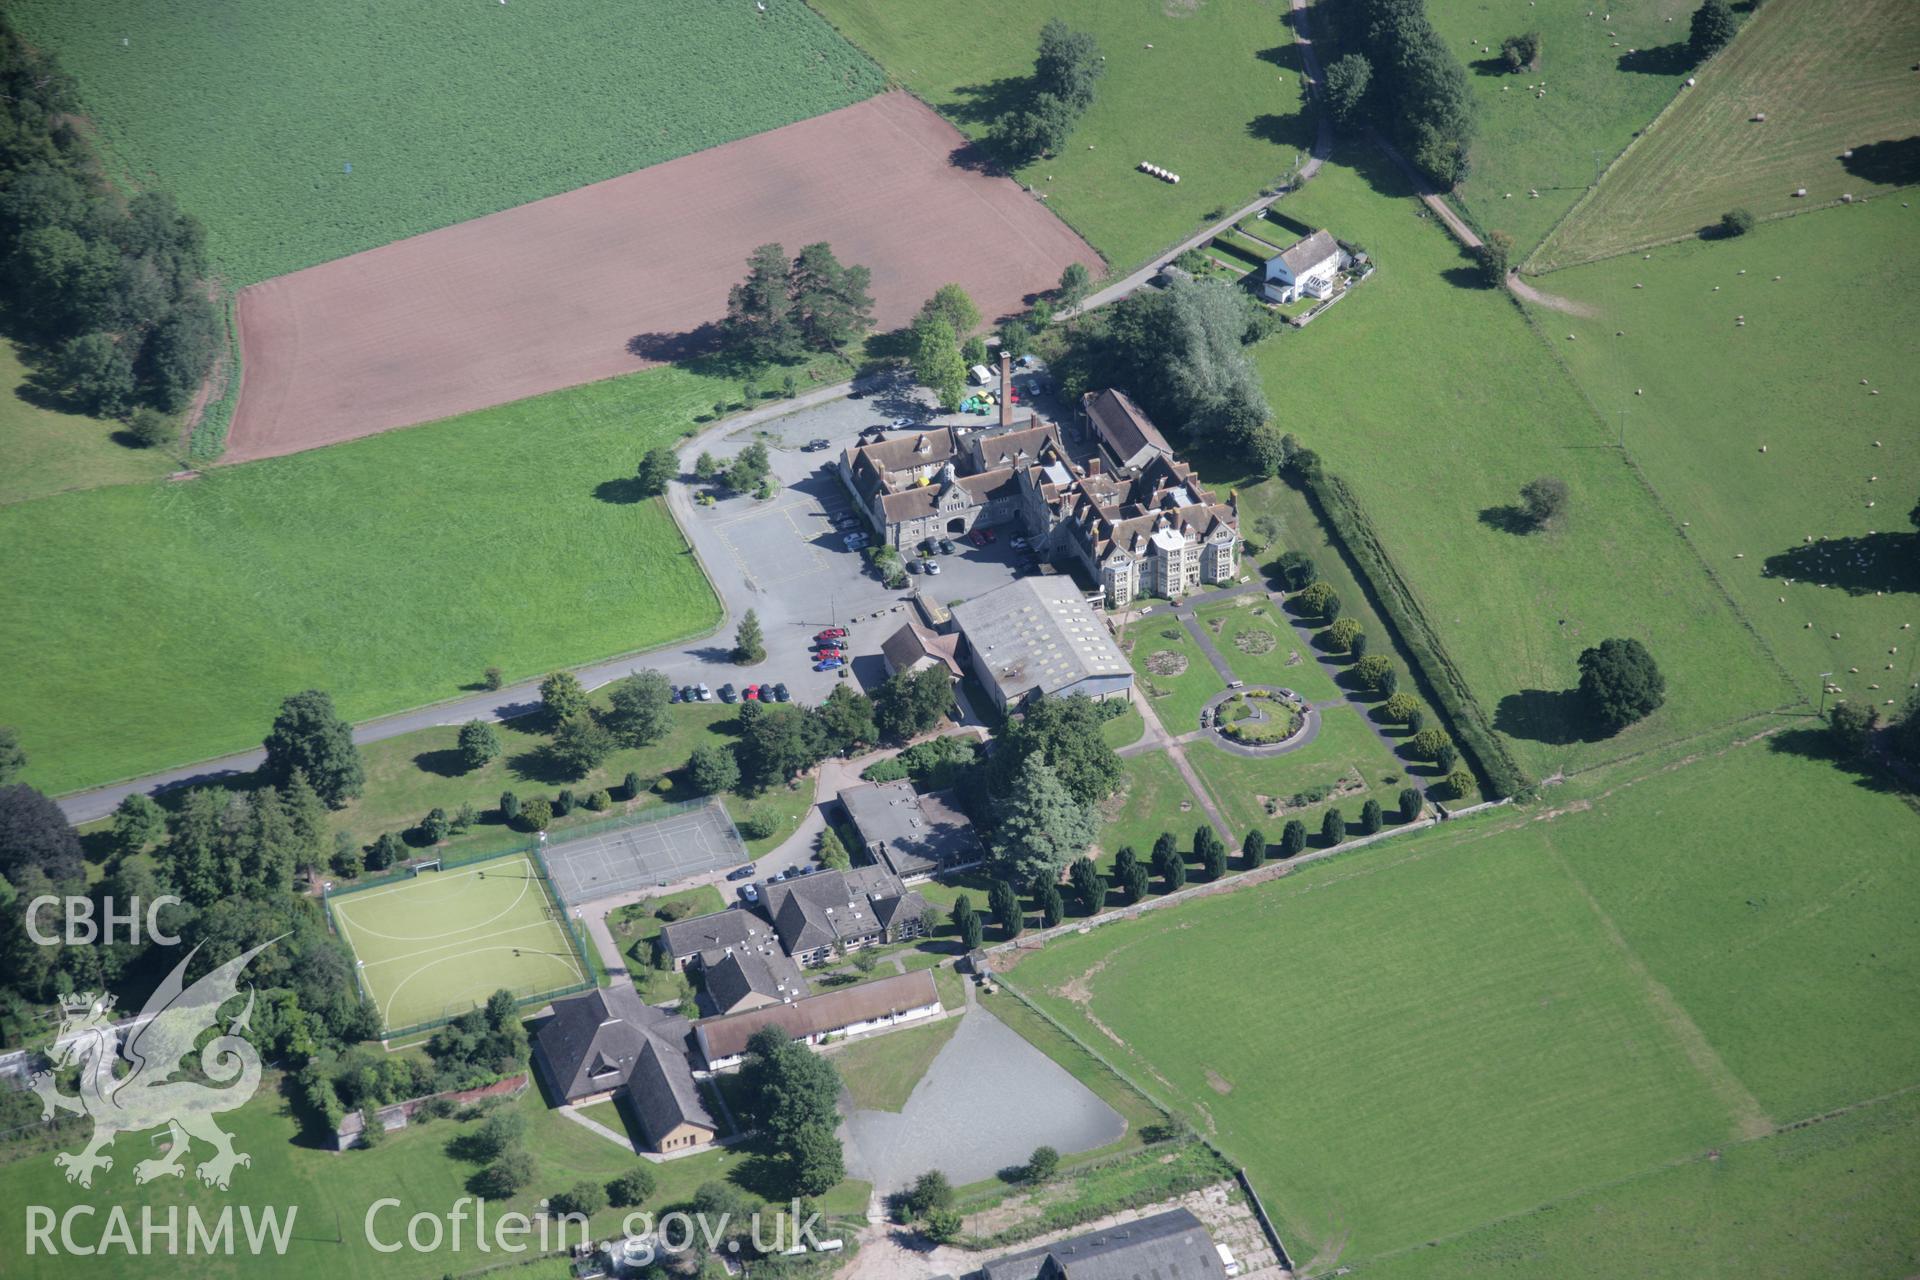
31, 939, 276, 1190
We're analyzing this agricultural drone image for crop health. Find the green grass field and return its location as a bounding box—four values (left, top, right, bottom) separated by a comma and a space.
1185, 704, 1423, 843
0, 339, 175, 506
1122, 621, 1226, 734
0, 1066, 851, 1280
1193, 598, 1339, 701
1543, 198, 1920, 709
809, 0, 1315, 271
0, 364, 726, 795
829, 1015, 961, 1111
1533, 0, 1920, 271
1100, 703, 1147, 750
1005, 739, 1920, 1272
1244, 159, 1795, 780
1427, 0, 1698, 254
330, 853, 585, 1032
1092, 749, 1203, 867
10, 0, 884, 285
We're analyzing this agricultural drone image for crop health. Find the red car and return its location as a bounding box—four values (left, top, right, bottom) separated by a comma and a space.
967, 530, 988, 548
743, 685, 761, 700
814, 628, 848, 643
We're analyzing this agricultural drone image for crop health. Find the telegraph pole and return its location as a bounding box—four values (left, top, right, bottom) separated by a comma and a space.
1816, 672, 1834, 717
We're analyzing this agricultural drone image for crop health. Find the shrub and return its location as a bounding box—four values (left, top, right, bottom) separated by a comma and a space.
1445, 768, 1476, 799
1353, 654, 1394, 692
126, 407, 175, 449
608, 1165, 656, 1208
1409, 727, 1453, 762
520, 797, 553, 831
1577, 637, 1667, 733
1500, 31, 1541, 72
420, 807, 451, 845
472, 1150, 534, 1198
1328, 617, 1364, 653
737, 810, 777, 840
555, 788, 576, 817
483, 666, 504, 691
549, 1179, 606, 1218
1519, 475, 1569, 529
1359, 798, 1383, 835
1383, 693, 1422, 724
1279, 819, 1307, 858
1476, 229, 1513, 287
587, 789, 611, 812
1026, 1145, 1061, 1182
1399, 786, 1424, 823
1321, 808, 1346, 845
499, 790, 520, 822
623, 771, 644, 800
452, 803, 478, 833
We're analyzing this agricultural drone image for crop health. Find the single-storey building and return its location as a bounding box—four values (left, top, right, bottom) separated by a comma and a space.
657, 905, 775, 972
950, 577, 1135, 711
695, 970, 943, 1070
532, 986, 716, 1154
838, 778, 982, 881
981, 1209, 1227, 1280
880, 619, 964, 681
1081, 388, 1173, 470
1262, 228, 1348, 305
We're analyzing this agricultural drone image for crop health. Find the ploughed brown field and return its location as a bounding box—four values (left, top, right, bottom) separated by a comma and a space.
228, 92, 1099, 462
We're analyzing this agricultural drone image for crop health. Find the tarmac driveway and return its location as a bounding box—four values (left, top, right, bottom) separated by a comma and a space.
840, 1006, 1127, 1194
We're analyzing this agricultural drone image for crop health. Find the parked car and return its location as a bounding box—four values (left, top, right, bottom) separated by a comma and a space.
814, 658, 844, 671
907, 559, 923, 574
967, 529, 989, 548
737, 883, 760, 905
726, 865, 756, 881
772, 683, 791, 702
815, 648, 844, 660
890, 416, 914, 428
923, 560, 941, 575
669, 686, 683, 703
982, 527, 997, 543
696, 683, 712, 701
815, 627, 848, 642
719, 683, 738, 703
1011, 537, 1029, 550
938, 538, 957, 555
743, 684, 761, 700
804, 438, 831, 451
785, 865, 806, 879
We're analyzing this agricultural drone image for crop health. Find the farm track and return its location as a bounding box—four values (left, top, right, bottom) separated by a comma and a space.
226, 92, 1097, 463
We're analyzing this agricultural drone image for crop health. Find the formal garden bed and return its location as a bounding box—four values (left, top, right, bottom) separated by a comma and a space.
1205, 687, 1308, 751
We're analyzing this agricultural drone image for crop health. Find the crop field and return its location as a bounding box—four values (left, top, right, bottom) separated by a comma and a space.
1245, 160, 1795, 781
9, 0, 885, 286
1427, 0, 1698, 254
1121, 620, 1228, 734
1185, 705, 1424, 842
1533, 0, 1920, 271
0, 365, 725, 796
1, 339, 175, 505
1544, 198, 1919, 703
810, 0, 1317, 271
1005, 740, 1920, 1272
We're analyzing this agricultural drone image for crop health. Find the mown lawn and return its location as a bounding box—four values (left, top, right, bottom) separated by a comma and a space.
828, 1015, 961, 1112
1532, 0, 1920, 271
1185, 703, 1424, 844
1192, 597, 1340, 701
1427, 0, 1699, 255
1120, 620, 1226, 735
10, 0, 884, 285
0, 338, 175, 506
1003, 740, 1920, 1272
0, 1066, 847, 1280
1362, 1086, 1920, 1280
0, 364, 728, 795
809, 0, 1315, 272
1092, 749, 1202, 867
1245, 160, 1795, 780
1100, 703, 1146, 750
1543, 198, 1919, 712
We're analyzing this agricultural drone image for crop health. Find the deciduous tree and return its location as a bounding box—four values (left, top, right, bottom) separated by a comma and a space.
605, 670, 673, 747
1577, 638, 1666, 733
262, 689, 364, 807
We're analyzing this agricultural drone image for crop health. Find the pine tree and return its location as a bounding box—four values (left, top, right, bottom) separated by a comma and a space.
1321, 808, 1346, 846
1280, 819, 1307, 859
1069, 858, 1106, 914
734, 609, 766, 665
283, 768, 329, 874
990, 880, 1024, 938
1241, 826, 1267, 869
991, 757, 1096, 884
721, 242, 799, 362
1040, 882, 1065, 928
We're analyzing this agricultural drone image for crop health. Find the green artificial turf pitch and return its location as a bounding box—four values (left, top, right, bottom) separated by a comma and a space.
328, 853, 585, 1033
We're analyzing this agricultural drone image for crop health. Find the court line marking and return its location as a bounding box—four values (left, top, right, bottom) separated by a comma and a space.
381, 943, 584, 1026
334, 868, 537, 944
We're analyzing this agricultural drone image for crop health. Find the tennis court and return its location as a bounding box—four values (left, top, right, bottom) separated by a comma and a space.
541, 800, 749, 906
329, 852, 587, 1034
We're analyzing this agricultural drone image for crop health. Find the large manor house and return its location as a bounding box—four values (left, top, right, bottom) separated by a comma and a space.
838, 362, 1240, 608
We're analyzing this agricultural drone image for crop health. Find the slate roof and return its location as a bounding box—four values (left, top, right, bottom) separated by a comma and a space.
880, 620, 964, 679
624, 1036, 717, 1147
1082, 389, 1172, 464
534, 985, 692, 1102
761, 865, 921, 955
981, 1209, 1225, 1280
1275, 228, 1340, 276
702, 946, 808, 1015
694, 970, 941, 1064
658, 907, 771, 962
840, 778, 981, 880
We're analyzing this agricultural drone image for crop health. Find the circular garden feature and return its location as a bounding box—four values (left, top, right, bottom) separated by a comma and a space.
1205, 686, 1311, 752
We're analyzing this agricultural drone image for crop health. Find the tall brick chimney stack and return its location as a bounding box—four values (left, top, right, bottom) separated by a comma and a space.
999, 349, 1013, 428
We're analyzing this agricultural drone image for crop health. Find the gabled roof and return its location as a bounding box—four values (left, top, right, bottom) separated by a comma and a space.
703, 947, 808, 1014
881, 621, 964, 679
981, 1209, 1225, 1280
624, 1036, 716, 1146
761, 865, 915, 954
1276, 228, 1340, 275
694, 970, 941, 1064
1082, 389, 1172, 463
658, 907, 771, 960
534, 985, 693, 1102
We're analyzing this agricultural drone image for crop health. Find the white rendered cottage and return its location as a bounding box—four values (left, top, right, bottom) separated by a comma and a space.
1263, 229, 1347, 305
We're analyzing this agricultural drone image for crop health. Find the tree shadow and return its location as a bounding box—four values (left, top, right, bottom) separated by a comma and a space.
948, 139, 1002, 176
1470, 56, 1514, 77
947, 76, 1033, 128
1248, 113, 1304, 146
1617, 43, 1693, 75
1762, 532, 1919, 597
1765, 725, 1903, 794
505, 746, 577, 787
1255, 44, 1301, 72
594, 477, 652, 505
413, 749, 469, 779
627, 323, 723, 364
1442, 265, 1494, 290
1478, 504, 1538, 534
1493, 688, 1597, 745
1842, 136, 1920, 187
